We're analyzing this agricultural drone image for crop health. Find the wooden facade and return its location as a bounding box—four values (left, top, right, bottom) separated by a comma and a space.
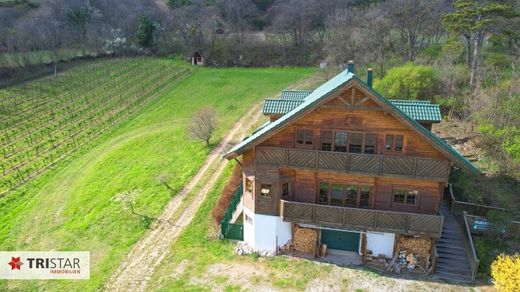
224, 61, 483, 253
239, 85, 451, 226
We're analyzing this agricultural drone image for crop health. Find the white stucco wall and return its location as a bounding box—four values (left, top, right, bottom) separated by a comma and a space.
242, 206, 292, 252
276, 216, 292, 248
366, 232, 395, 258
243, 206, 255, 248
252, 212, 278, 251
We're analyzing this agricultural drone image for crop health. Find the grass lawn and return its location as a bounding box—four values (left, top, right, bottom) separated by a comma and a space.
0, 61, 314, 291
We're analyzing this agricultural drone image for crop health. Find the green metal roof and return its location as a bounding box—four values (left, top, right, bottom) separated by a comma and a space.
263, 98, 304, 115
263, 97, 442, 122
392, 102, 442, 122
225, 68, 478, 174
280, 90, 313, 100
389, 100, 432, 105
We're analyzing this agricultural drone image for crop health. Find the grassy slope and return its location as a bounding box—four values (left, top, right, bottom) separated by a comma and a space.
0, 62, 314, 291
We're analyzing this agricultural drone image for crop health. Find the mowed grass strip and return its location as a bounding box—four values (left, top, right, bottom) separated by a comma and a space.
0, 62, 314, 291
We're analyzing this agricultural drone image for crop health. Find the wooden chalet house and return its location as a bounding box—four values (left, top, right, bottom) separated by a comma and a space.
224, 62, 478, 262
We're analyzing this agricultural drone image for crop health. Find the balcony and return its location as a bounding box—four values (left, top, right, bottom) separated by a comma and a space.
255, 146, 450, 181
280, 200, 444, 238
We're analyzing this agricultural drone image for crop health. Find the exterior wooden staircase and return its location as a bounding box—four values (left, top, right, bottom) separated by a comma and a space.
433, 204, 473, 283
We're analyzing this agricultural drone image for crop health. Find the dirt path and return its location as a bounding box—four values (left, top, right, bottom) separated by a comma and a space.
104, 103, 264, 291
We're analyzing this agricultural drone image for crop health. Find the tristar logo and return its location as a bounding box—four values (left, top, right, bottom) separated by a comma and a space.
0, 251, 90, 279
8, 257, 23, 270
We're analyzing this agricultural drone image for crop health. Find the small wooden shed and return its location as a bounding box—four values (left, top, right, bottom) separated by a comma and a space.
191, 51, 204, 66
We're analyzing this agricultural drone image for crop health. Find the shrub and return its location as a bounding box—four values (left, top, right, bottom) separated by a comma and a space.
491, 253, 520, 292
211, 163, 242, 229
374, 62, 438, 99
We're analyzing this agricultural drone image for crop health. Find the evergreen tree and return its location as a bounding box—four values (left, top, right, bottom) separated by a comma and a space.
443, 0, 517, 88
137, 15, 156, 50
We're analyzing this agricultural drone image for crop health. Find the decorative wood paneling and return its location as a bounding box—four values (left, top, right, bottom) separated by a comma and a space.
408, 213, 443, 233
349, 154, 381, 173
256, 147, 286, 165
415, 158, 450, 178
382, 156, 414, 176
315, 205, 343, 227
376, 212, 408, 231
255, 147, 450, 181
281, 200, 443, 238
284, 200, 314, 223
346, 208, 376, 228
288, 149, 316, 168
317, 151, 348, 170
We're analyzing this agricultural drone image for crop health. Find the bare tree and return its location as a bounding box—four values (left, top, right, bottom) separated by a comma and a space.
188, 107, 217, 146
157, 172, 175, 193
217, 0, 258, 43
386, 0, 445, 61
112, 189, 141, 216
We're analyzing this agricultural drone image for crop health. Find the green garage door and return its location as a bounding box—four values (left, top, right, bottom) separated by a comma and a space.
321, 229, 360, 252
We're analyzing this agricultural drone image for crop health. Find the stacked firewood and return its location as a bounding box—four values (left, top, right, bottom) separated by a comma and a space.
397, 236, 431, 256
388, 236, 432, 273
293, 225, 318, 253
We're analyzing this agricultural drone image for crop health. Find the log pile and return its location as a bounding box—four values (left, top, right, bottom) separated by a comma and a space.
293, 225, 318, 254
387, 236, 432, 273
397, 236, 431, 257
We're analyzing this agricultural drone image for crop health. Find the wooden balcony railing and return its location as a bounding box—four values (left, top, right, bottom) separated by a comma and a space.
255, 147, 451, 181
462, 211, 479, 281
280, 200, 444, 238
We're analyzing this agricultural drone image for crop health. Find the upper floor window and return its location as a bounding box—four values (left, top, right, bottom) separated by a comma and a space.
392, 189, 418, 205
364, 133, 377, 154
385, 134, 404, 152
319, 183, 329, 204
322, 131, 376, 154
321, 131, 333, 151
245, 177, 253, 197
359, 186, 370, 208
296, 129, 313, 146
349, 132, 363, 153
318, 182, 372, 208
334, 131, 348, 152
281, 182, 290, 199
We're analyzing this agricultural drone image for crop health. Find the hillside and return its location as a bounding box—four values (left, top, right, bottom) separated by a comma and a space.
0, 60, 314, 291
0, 58, 189, 196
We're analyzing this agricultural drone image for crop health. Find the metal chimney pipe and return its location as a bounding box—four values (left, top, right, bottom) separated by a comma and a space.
367, 68, 373, 88
347, 60, 355, 74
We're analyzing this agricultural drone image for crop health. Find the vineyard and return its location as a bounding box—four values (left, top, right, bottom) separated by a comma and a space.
0, 58, 189, 196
